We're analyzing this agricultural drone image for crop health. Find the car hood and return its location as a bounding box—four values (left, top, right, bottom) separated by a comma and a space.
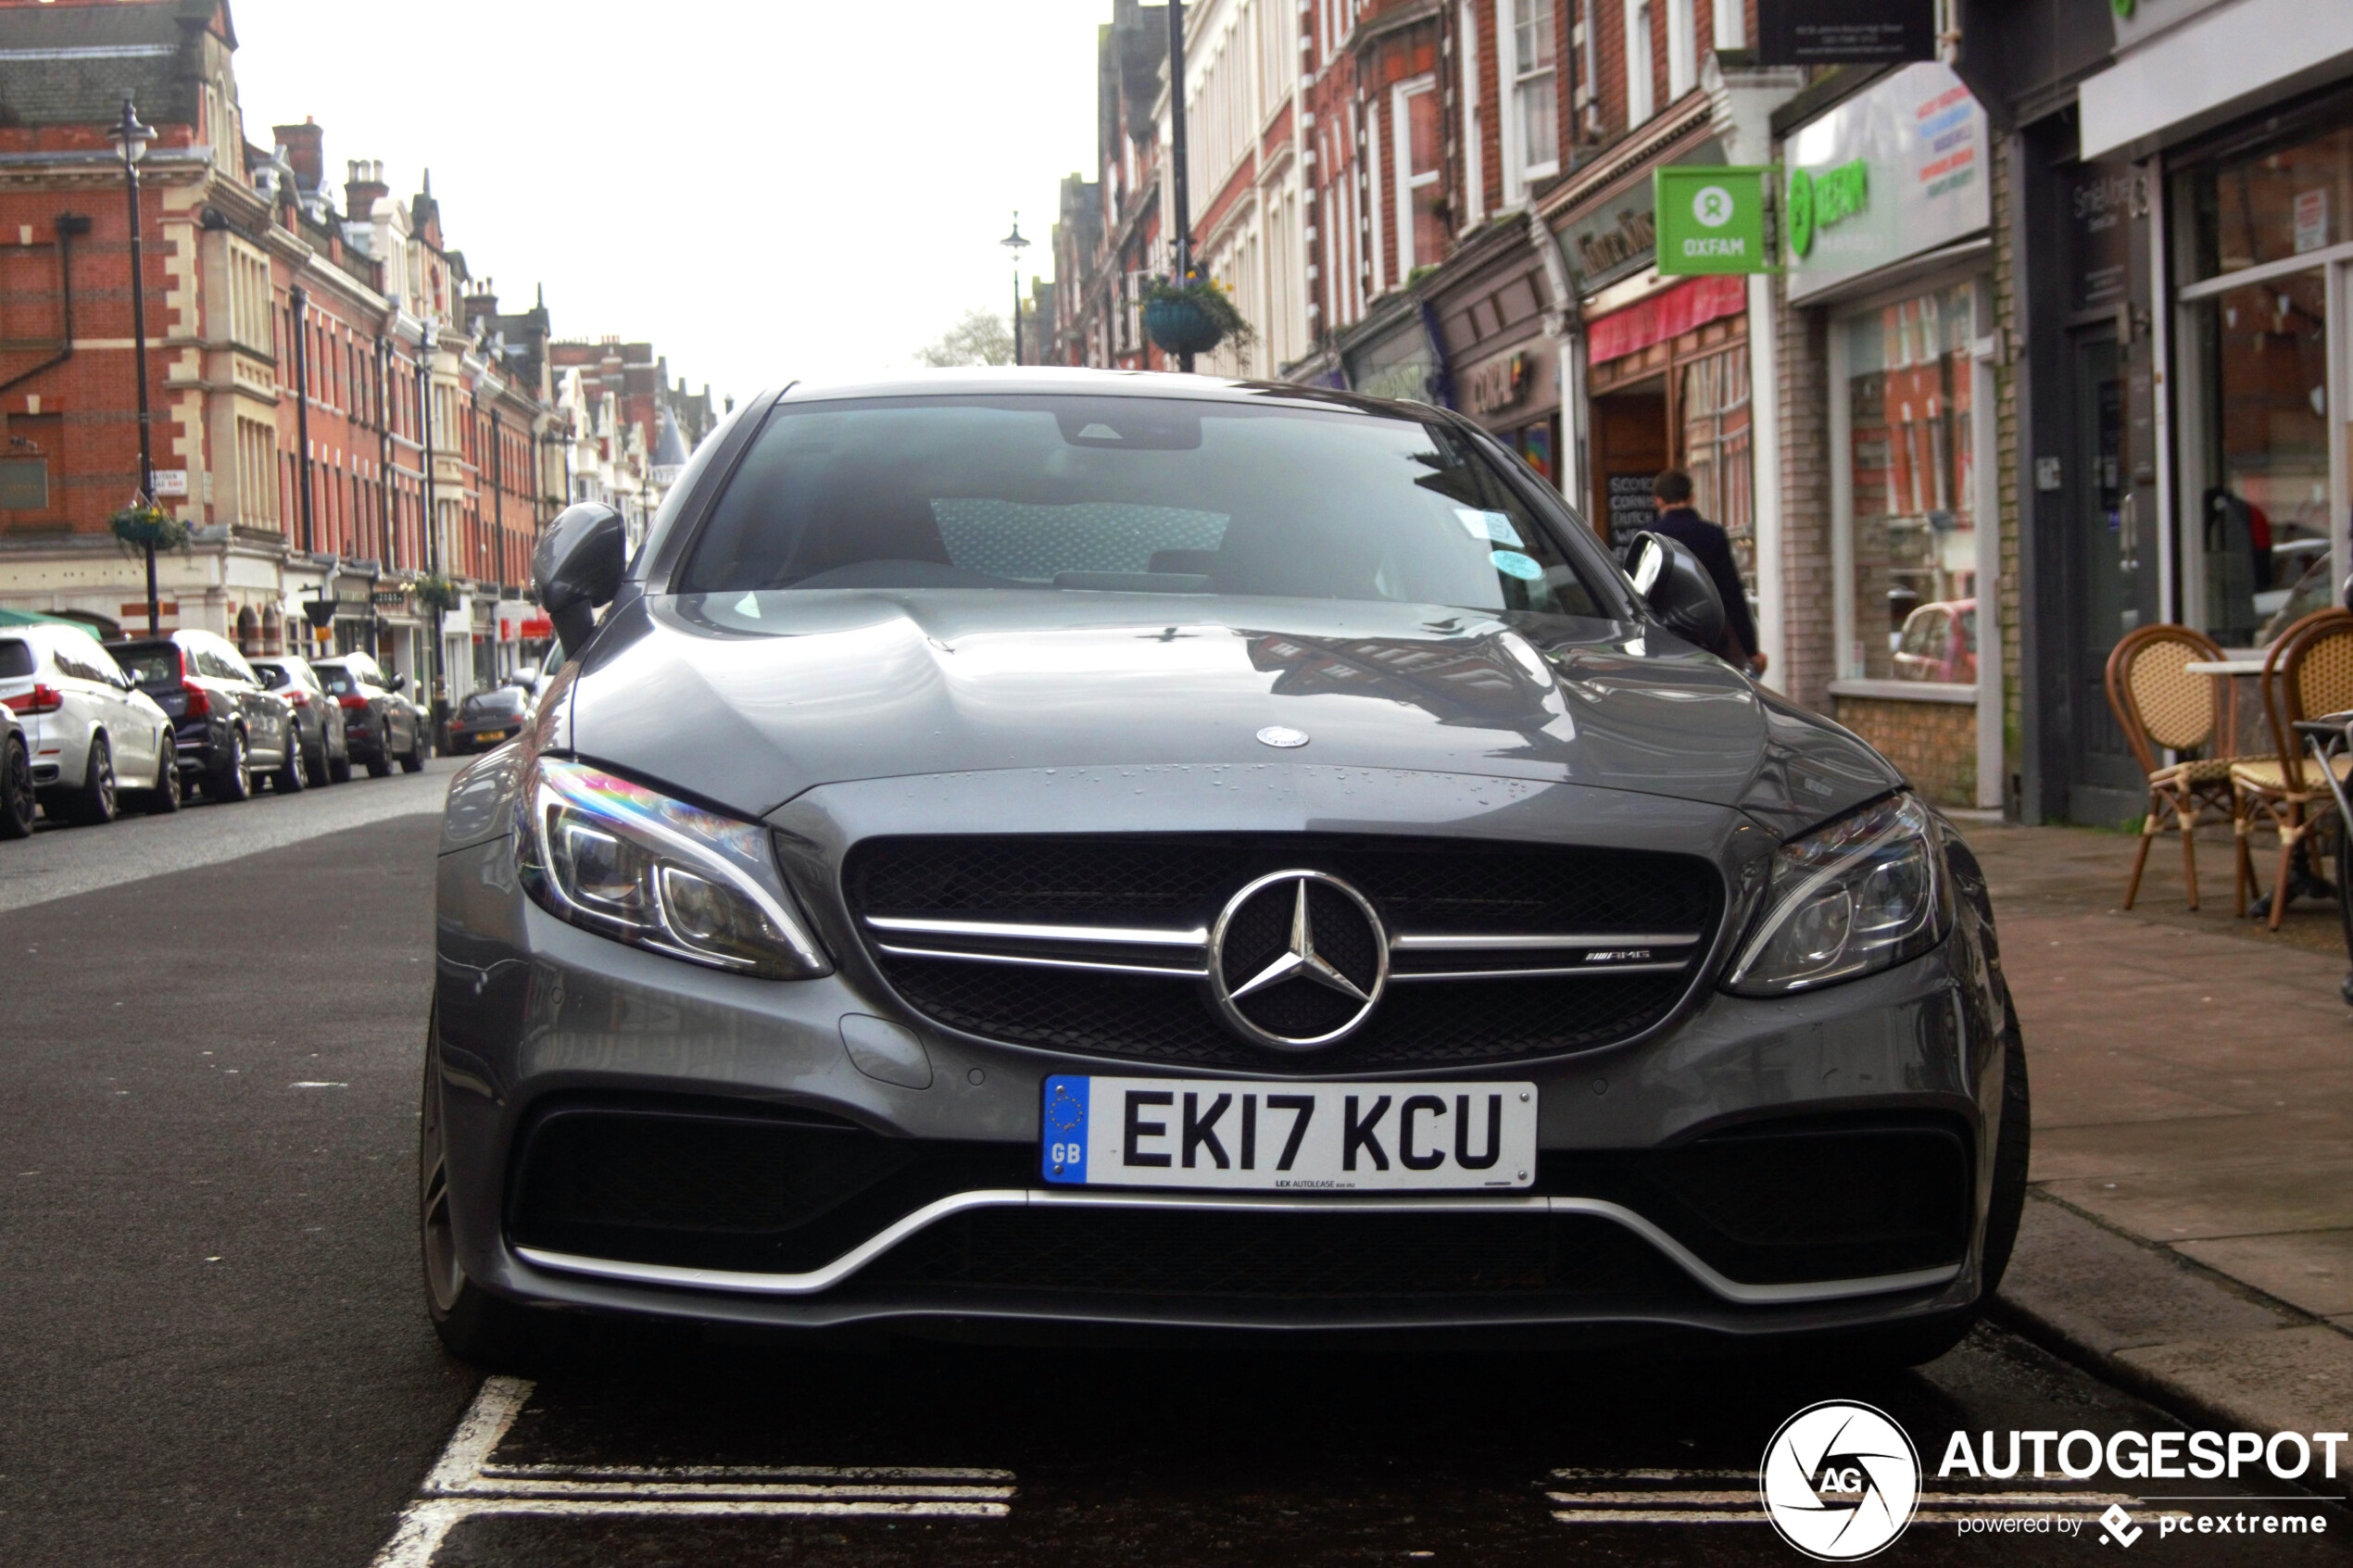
566, 591, 1897, 833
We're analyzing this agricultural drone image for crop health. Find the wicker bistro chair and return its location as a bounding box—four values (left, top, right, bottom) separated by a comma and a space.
2104, 624, 2239, 909
2232, 608, 2353, 928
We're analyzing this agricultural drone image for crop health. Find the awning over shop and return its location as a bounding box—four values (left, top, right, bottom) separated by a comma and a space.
1585, 273, 1745, 366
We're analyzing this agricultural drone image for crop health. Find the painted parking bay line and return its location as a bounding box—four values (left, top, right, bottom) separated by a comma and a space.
1542, 1468, 2149, 1526
371, 1376, 1014, 1567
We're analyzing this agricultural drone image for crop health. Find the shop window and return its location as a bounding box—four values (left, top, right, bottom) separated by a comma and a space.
2187, 122, 2353, 282
1681, 345, 1754, 608
1843, 284, 1975, 682
2187, 271, 2329, 645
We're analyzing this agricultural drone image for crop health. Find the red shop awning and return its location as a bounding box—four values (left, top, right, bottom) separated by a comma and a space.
1585, 273, 1746, 366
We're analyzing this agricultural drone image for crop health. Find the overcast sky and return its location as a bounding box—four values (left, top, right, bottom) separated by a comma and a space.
229, 0, 1110, 406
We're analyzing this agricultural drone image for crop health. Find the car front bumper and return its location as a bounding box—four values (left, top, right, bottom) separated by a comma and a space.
431, 762, 2014, 1343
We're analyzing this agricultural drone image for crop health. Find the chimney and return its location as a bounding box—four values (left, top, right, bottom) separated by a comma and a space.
272, 116, 324, 193
345, 157, 387, 220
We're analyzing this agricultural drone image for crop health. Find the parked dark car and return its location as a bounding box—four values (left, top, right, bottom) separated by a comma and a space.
312, 652, 424, 777
423, 372, 2028, 1373
446, 685, 531, 756
111, 628, 299, 801
0, 699, 32, 839
252, 654, 353, 785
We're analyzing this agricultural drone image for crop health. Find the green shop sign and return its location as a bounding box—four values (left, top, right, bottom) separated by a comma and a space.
1787, 158, 1869, 258
1652, 166, 1774, 275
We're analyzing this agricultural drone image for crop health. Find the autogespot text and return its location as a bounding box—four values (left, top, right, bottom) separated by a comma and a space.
1937, 1427, 2349, 1481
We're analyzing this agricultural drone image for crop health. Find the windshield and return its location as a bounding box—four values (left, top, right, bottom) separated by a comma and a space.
679, 395, 1606, 619
114, 642, 181, 688
460, 688, 527, 717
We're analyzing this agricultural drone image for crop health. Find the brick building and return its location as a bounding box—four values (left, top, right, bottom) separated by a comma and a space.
545, 338, 721, 550
0, 0, 717, 716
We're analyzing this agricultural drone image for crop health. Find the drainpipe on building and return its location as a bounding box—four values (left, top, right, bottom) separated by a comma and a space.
1526, 207, 1580, 507
418, 324, 444, 740
289, 284, 315, 558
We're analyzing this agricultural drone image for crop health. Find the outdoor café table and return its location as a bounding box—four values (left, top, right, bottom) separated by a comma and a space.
2185, 655, 2271, 758
2294, 711, 2353, 1005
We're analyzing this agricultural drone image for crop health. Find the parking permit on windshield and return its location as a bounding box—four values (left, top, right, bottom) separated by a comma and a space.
1455, 508, 1523, 547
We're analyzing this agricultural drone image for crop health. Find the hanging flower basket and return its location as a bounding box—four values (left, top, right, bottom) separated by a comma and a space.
412, 573, 461, 616
1142, 277, 1253, 358
109, 503, 190, 553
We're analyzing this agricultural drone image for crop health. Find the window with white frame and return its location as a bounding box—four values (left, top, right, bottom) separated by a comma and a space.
1392, 77, 1442, 277
1667, 0, 1696, 101
228, 241, 271, 356
1504, 0, 1559, 196
1625, 0, 1655, 125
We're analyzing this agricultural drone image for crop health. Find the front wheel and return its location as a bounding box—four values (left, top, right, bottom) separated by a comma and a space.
421, 1022, 555, 1367
64, 735, 118, 826
0, 734, 34, 838
400, 729, 426, 773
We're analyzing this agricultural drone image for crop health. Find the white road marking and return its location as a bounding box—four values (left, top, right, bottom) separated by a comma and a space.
1543, 1468, 2155, 1527
371, 1377, 1014, 1568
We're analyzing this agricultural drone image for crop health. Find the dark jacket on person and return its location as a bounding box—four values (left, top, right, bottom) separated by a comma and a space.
1644, 505, 1757, 664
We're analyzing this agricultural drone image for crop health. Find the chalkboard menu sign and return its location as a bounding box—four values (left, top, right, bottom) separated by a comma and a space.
1607, 474, 1657, 545
1757, 0, 1933, 65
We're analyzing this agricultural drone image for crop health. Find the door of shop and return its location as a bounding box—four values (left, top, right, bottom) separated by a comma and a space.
2065, 328, 2159, 823
1591, 387, 1667, 549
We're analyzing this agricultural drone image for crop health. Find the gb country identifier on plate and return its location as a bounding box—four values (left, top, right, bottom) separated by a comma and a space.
1041, 1075, 1538, 1191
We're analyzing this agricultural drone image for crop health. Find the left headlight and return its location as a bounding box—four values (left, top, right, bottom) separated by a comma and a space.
517, 755, 832, 980
1724, 793, 1950, 997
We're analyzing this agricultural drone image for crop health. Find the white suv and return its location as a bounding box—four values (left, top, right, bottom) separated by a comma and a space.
0, 622, 177, 824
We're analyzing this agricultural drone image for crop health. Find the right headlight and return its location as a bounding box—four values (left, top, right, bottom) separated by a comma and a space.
1724, 793, 1951, 996
516, 754, 832, 980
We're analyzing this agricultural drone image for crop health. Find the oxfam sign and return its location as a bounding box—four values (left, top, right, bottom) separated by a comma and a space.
1652, 166, 1771, 275
1788, 159, 1869, 258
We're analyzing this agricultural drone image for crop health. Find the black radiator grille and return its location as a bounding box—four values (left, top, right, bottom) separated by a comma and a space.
844, 834, 1718, 1071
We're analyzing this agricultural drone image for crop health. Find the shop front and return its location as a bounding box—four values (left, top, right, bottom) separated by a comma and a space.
1428, 220, 1562, 484
2005, 0, 2353, 823
1582, 273, 1755, 563
1776, 60, 1999, 810
1339, 294, 1447, 407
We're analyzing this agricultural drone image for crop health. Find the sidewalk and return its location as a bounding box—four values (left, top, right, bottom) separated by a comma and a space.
1961, 817, 2353, 1475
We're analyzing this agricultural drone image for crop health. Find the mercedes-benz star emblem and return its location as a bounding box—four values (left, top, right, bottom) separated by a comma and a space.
1206, 870, 1388, 1050
1255, 725, 1310, 748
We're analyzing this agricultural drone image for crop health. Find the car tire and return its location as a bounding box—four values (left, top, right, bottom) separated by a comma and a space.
329, 745, 354, 784
366, 749, 392, 779
0, 734, 34, 838
141, 745, 182, 815
64, 734, 118, 826
302, 740, 327, 788
274, 733, 307, 794
208, 728, 251, 802
421, 1017, 557, 1368
400, 732, 426, 773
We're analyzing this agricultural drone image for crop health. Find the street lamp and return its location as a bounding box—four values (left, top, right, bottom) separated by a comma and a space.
1000, 213, 1028, 366
109, 97, 157, 632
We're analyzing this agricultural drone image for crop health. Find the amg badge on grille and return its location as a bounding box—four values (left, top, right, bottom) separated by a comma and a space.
1207, 871, 1389, 1050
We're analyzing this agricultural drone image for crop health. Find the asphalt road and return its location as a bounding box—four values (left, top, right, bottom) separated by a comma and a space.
2, 768, 2347, 1567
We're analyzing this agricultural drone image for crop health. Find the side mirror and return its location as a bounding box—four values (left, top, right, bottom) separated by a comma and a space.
388, 672, 409, 694
535, 502, 626, 661
1625, 530, 1728, 653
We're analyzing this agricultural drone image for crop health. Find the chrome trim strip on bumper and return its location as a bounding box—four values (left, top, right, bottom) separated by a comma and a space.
1389, 933, 1702, 952
513, 1188, 1961, 1308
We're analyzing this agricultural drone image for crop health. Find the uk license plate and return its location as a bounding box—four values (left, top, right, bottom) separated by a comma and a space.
477, 728, 510, 742
1041, 1075, 1537, 1191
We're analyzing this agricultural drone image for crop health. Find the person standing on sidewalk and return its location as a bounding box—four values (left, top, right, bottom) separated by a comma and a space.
1643, 469, 1765, 677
